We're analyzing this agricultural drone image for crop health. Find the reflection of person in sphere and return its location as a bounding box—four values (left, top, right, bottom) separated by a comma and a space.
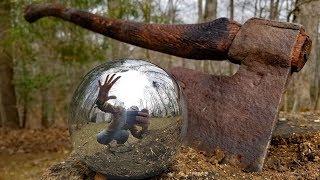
125, 106, 150, 139
95, 74, 150, 145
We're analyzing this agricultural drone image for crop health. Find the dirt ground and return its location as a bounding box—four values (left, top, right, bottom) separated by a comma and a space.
0, 128, 71, 180
0, 112, 319, 180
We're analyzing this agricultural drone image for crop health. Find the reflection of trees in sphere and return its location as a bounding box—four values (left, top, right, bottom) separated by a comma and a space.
69, 59, 187, 179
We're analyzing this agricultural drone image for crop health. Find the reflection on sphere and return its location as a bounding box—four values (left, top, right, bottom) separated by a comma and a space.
69, 59, 187, 179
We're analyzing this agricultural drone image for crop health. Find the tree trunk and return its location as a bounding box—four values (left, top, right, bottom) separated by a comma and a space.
107, 0, 121, 59
259, 0, 264, 18
313, 19, 320, 109
139, 0, 152, 60
274, 0, 280, 20
0, 1, 20, 128
269, 0, 280, 20
196, 0, 204, 71
283, 92, 288, 112
166, 0, 180, 69
291, 0, 320, 111
229, 0, 234, 20
254, 0, 258, 17
202, 0, 218, 74
269, 0, 275, 19
41, 89, 53, 128
22, 100, 28, 128
228, 0, 235, 75
0, 92, 6, 127
167, 0, 176, 24
198, 0, 203, 23
204, 0, 217, 21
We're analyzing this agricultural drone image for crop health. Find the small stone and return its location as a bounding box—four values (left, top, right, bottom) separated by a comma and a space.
279, 118, 286, 121
167, 172, 174, 177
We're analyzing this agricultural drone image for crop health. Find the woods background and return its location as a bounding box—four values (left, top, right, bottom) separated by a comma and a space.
0, 0, 319, 129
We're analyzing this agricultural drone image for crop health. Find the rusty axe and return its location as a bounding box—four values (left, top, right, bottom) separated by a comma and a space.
24, 3, 312, 172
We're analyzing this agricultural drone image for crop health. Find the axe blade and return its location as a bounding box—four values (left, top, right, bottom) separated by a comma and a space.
171, 18, 311, 171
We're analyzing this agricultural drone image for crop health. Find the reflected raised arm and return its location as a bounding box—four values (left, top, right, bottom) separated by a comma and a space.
97, 74, 121, 103
96, 74, 121, 114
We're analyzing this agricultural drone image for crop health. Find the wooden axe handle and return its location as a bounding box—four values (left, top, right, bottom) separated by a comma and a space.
24, 3, 241, 61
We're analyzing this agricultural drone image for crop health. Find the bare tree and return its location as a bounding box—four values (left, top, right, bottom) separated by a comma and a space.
40, 67, 53, 128
204, 0, 217, 21
107, 0, 122, 59
314, 26, 320, 109
230, 0, 234, 20
201, 0, 218, 73
198, 0, 203, 22
167, 0, 177, 23
228, 0, 237, 75
291, 0, 320, 111
269, 0, 280, 20
254, 0, 259, 17
138, 0, 152, 59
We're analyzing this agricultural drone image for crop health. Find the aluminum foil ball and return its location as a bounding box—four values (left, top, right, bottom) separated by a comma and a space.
69, 59, 187, 179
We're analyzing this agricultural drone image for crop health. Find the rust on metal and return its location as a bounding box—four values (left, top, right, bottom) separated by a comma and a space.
24, 3, 312, 172
291, 28, 312, 72
172, 18, 312, 171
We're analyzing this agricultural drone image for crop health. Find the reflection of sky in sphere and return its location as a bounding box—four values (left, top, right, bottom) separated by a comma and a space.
101, 70, 150, 109
95, 60, 180, 116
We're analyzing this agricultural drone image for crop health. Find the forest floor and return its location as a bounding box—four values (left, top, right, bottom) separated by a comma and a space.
0, 112, 319, 180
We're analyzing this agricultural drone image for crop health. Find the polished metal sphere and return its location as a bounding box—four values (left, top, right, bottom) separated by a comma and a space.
69, 59, 187, 179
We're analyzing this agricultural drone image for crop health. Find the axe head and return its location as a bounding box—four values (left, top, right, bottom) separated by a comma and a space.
171, 18, 311, 172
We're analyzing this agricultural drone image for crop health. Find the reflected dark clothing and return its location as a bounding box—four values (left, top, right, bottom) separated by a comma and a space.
125, 111, 140, 126
96, 99, 124, 120
97, 129, 129, 145
96, 100, 147, 145
96, 99, 127, 144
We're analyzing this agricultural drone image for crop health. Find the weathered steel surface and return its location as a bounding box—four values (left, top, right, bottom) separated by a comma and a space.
171, 18, 311, 171
228, 18, 311, 72
24, 3, 312, 172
